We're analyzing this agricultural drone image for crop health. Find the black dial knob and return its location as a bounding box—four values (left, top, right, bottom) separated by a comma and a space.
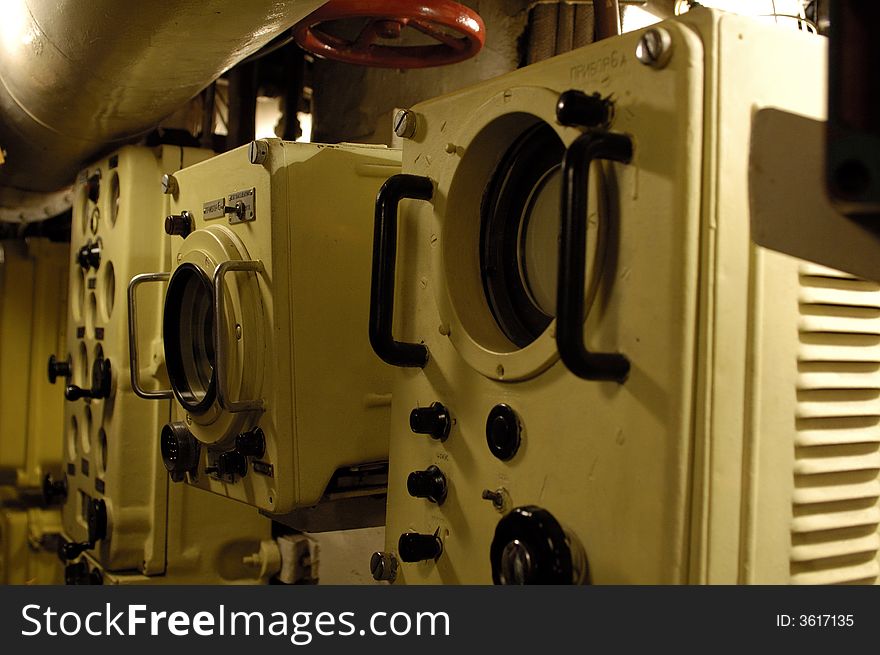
398, 532, 443, 563
47, 354, 71, 384
77, 240, 101, 271
205, 451, 248, 481
65, 354, 111, 401
165, 211, 194, 238
65, 561, 103, 585
42, 473, 68, 505
235, 427, 266, 458
407, 465, 447, 505
556, 89, 614, 129
486, 404, 521, 461
409, 402, 451, 441
161, 422, 201, 482
490, 506, 587, 585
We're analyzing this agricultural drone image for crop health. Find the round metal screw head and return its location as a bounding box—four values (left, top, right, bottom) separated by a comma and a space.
635, 27, 672, 68
161, 173, 178, 195
393, 109, 418, 139
248, 139, 269, 165
370, 551, 398, 582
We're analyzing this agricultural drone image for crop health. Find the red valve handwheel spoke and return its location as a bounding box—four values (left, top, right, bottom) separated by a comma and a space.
293, 0, 486, 69
408, 19, 468, 52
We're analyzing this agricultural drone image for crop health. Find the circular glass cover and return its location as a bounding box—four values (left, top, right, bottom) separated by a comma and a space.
164, 263, 216, 414
481, 122, 566, 349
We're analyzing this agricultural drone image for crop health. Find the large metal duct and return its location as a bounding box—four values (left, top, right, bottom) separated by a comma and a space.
0, 0, 326, 196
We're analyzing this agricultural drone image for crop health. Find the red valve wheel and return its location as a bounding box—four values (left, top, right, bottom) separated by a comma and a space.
293, 0, 486, 69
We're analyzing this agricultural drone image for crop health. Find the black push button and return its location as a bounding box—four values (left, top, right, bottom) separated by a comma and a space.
486, 404, 521, 461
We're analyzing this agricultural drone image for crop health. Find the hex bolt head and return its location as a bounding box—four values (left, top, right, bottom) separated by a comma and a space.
248, 140, 269, 165
635, 27, 672, 68
161, 174, 179, 195
393, 109, 418, 139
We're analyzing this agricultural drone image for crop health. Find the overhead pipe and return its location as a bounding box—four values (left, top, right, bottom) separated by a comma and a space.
0, 0, 327, 196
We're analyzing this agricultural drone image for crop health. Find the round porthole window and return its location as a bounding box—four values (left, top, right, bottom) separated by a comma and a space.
163, 263, 216, 415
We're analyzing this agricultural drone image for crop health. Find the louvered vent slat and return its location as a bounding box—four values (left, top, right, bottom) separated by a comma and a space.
792, 270, 880, 584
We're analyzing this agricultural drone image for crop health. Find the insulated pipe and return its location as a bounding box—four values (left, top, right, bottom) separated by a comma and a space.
0, 0, 327, 193
593, 0, 621, 40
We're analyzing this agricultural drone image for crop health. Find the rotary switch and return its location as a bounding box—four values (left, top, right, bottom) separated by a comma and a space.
409, 402, 451, 441
65, 352, 111, 401
59, 498, 107, 561
398, 532, 443, 563
490, 506, 588, 585
161, 422, 201, 482
77, 239, 101, 271
486, 403, 521, 461
407, 465, 447, 505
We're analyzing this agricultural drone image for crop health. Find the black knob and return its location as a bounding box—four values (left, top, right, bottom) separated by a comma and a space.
398, 532, 443, 563
87, 498, 107, 543
59, 540, 92, 561
207, 451, 248, 481
47, 354, 71, 384
406, 465, 447, 505
64, 561, 104, 585
77, 240, 101, 271
65, 354, 111, 401
486, 404, 521, 461
165, 211, 194, 238
42, 473, 68, 505
556, 90, 614, 129
409, 402, 451, 441
161, 422, 201, 482
490, 506, 586, 585
235, 427, 265, 458
86, 172, 101, 204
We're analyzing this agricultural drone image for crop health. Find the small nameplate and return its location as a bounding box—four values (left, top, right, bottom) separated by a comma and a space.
203, 197, 226, 220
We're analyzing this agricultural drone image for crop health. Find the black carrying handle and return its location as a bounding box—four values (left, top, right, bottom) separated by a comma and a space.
369, 174, 433, 368
556, 130, 632, 383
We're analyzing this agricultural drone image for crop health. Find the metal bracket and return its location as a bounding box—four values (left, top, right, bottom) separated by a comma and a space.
127, 272, 174, 400
212, 259, 266, 413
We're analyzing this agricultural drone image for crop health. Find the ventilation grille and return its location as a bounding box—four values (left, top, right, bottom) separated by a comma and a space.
792, 264, 880, 585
